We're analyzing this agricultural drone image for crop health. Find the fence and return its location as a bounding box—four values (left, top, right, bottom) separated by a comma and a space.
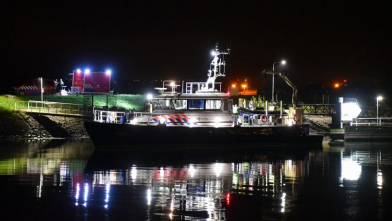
15, 100, 92, 117
351, 117, 392, 126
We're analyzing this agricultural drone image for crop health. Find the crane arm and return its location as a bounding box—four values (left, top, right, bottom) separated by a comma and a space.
262, 69, 298, 107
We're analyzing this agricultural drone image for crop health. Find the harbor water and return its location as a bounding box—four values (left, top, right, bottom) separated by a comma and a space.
0, 139, 391, 220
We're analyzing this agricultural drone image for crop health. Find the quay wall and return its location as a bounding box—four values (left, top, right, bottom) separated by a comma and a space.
0, 111, 89, 142
345, 126, 392, 141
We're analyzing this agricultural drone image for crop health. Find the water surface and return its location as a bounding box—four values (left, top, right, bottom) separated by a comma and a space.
0, 140, 391, 220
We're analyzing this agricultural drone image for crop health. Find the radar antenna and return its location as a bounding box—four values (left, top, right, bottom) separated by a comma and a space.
201, 43, 230, 91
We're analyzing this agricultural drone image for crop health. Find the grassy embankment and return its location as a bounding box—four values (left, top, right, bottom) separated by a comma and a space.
0, 94, 146, 112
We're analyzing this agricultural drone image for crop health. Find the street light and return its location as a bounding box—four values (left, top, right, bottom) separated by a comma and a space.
377, 96, 383, 125
272, 60, 286, 102
242, 84, 247, 92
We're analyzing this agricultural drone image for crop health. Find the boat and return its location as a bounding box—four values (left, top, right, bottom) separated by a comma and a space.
84, 44, 323, 147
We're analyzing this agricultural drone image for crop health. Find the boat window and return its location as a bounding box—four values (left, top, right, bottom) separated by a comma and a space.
206, 100, 222, 110
152, 99, 173, 110
189, 99, 205, 110
174, 100, 187, 110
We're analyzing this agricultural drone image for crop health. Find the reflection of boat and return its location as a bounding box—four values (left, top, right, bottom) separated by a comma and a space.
84, 147, 315, 220
85, 44, 323, 147
85, 145, 312, 170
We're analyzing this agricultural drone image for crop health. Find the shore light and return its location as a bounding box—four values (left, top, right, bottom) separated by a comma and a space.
272, 60, 286, 102
377, 96, 383, 125
242, 84, 247, 92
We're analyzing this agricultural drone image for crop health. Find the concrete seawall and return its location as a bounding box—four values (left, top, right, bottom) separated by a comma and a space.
0, 111, 89, 142
345, 126, 392, 141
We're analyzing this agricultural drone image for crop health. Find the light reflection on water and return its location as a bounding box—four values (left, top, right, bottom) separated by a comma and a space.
0, 140, 391, 220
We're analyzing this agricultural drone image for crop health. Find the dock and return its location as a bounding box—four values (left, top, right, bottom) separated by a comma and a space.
345, 126, 392, 141
328, 118, 392, 142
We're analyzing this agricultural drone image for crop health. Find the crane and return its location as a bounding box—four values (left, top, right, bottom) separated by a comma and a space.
262, 69, 298, 108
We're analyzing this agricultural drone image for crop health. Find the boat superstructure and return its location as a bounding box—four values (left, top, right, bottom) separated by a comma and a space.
86, 44, 323, 147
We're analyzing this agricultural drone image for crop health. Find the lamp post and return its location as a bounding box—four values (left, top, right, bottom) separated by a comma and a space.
377, 96, 383, 125
40, 77, 43, 102
272, 60, 286, 102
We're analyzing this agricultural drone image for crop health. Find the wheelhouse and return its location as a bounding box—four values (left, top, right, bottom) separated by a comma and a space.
151, 94, 232, 113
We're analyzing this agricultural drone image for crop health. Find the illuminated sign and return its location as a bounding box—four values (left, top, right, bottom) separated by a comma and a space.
340, 98, 362, 121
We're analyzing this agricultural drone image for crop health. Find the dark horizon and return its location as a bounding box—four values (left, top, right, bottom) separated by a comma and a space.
2, 1, 390, 95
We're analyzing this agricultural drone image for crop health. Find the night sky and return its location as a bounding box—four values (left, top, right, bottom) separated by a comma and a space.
1, 1, 390, 94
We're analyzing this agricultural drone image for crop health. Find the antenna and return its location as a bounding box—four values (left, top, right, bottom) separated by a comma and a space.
200, 43, 230, 92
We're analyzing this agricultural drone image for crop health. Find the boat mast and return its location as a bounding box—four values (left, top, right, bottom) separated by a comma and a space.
201, 43, 230, 92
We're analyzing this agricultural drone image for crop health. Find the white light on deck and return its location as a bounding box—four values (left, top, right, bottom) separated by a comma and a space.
377, 171, 383, 189
147, 189, 152, 205
106, 70, 112, 75
147, 94, 153, 100
214, 163, 223, 177
189, 164, 196, 177
85, 69, 90, 74
76, 69, 81, 73
131, 166, 137, 181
